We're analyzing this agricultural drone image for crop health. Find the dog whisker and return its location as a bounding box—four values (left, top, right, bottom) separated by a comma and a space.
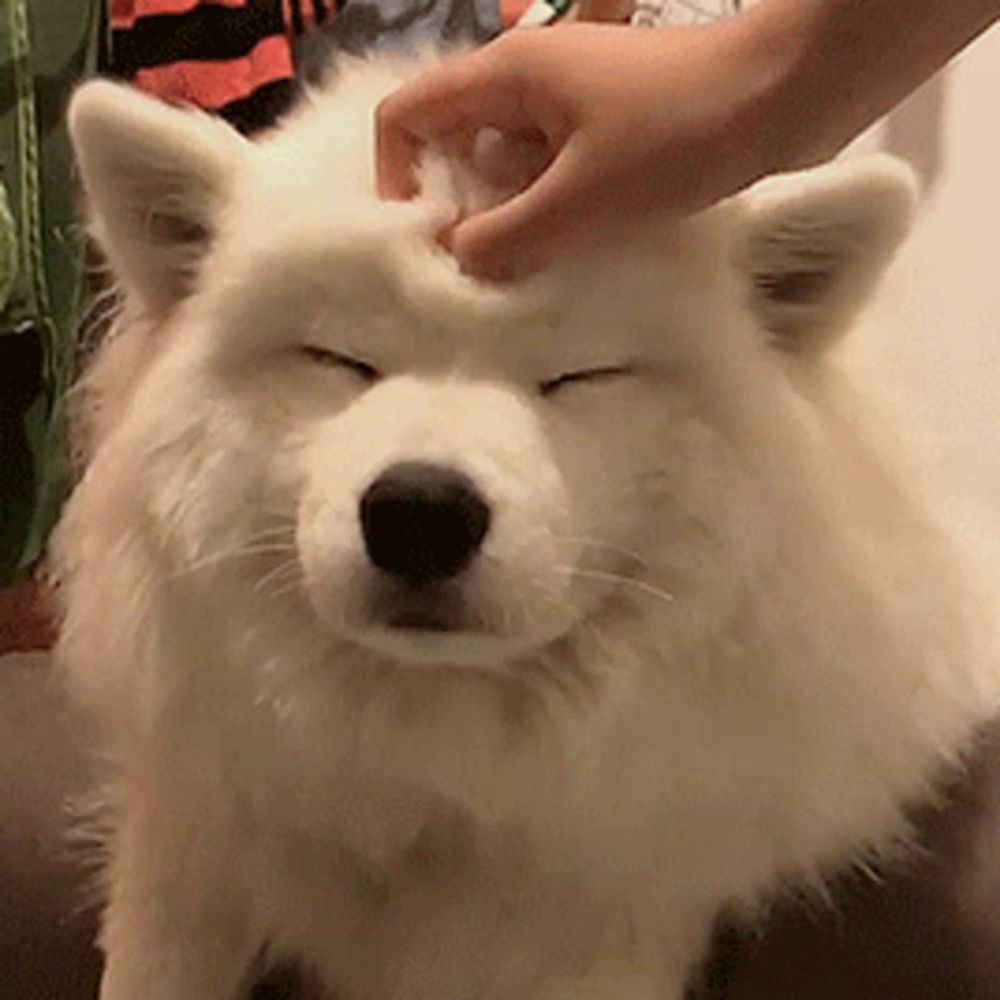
174, 542, 298, 580
255, 559, 304, 597
551, 535, 649, 568
555, 566, 676, 608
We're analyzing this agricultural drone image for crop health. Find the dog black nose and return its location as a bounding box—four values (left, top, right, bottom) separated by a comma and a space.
360, 462, 491, 583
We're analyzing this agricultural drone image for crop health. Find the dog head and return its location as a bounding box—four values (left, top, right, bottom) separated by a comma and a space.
65, 64, 915, 679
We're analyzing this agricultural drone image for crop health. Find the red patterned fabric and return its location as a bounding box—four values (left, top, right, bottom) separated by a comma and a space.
131, 34, 293, 109
110, 0, 248, 31
108, 0, 336, 130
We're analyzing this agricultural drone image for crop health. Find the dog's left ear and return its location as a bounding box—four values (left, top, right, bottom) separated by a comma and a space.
69, 81, 248, 314
736, 156, 917, 355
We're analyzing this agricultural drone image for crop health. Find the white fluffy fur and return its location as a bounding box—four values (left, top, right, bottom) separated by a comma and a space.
58, 55, 1000, 1000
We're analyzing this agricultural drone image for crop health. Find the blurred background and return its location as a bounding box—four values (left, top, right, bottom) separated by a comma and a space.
850, 26, 1000, 517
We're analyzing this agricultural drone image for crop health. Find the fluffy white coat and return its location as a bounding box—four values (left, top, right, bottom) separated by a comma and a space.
56, 54, 1000, 1000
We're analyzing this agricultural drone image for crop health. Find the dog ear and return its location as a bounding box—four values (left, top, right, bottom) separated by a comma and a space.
69, 81, 248, 313
737, 156, 917, 355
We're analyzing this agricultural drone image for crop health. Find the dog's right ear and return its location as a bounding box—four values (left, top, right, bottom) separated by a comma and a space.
69, 81, 247, 313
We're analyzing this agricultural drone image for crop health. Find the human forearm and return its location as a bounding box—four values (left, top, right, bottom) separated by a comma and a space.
736, 0, 1000, 171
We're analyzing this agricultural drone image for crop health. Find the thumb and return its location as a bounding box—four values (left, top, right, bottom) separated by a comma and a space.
450, 138, 594, 279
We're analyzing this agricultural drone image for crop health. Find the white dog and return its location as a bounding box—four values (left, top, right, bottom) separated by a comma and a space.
56, 54, 1000, 1000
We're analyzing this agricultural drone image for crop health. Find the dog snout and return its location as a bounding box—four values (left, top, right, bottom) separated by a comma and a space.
360, 462, 491, 584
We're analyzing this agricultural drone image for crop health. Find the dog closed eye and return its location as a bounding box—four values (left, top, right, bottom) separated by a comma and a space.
539, 366, 632, 397
299, 346, 380, 382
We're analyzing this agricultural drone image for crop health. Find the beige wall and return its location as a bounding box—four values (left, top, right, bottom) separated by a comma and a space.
848, 26, 1000, 511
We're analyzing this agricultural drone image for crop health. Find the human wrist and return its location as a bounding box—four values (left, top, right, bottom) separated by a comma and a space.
717, 0, 832, 178
643, 1, 826, 197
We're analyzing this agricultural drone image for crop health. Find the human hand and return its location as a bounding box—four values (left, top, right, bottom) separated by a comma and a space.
376, 21, 782, 279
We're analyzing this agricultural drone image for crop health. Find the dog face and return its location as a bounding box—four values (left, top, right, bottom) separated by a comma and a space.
66, 65, 915, 675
